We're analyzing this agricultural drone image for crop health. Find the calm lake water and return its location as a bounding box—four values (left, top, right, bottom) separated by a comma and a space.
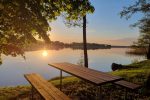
0, 48, 144, 86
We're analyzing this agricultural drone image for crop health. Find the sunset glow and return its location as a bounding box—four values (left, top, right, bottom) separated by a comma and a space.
42, 50, 48, 57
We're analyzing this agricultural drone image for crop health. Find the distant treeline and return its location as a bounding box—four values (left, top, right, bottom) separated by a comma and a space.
24, 41, 111, 51
64, 42, 111, 50
111, 46, 130, 48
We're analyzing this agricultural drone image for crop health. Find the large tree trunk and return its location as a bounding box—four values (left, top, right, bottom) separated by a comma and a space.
83, 15, 88, 67
147, 44, 150, 59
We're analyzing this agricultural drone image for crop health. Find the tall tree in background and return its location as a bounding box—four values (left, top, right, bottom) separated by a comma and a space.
83, 15, 88, 67
0, 0, 94, 64
64, 0, 93, 68
134, 17, 150, 59
120, 0, 150, 59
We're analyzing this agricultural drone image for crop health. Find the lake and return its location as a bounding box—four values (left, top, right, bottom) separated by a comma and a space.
0, 48, 144, 86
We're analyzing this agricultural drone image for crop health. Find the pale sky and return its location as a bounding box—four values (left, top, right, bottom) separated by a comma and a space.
48, 0, 142, 46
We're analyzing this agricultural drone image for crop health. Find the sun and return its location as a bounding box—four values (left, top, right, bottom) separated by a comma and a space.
42, 50, 48, 57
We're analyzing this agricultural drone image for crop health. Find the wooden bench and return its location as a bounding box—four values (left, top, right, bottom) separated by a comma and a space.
114, 80, 141, 99
24, 73, 70, 100
115, 80, 141, 90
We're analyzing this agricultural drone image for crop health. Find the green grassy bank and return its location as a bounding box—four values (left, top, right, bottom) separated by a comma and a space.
111, 60, 150, 84
0, 60, 150, 100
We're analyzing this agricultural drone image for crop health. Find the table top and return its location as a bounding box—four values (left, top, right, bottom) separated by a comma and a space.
49, 62, 123, 86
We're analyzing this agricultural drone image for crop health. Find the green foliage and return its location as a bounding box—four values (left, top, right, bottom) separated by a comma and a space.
129, 60, 150, 67
0, 86, 30, 99
120, 0, 150, 19
111, 60, 150, 96
120, 0, 150, 58
111, 60, 150, 84
133, 18, 150, 47
0, 0, 95, 63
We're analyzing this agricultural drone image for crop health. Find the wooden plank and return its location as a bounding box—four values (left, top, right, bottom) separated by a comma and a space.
49, 63, 106, 85
65, 62, 122, 79
25, 73, 70, 100
32, 74, 64, 100
24, 73, 70, 100
115, 80, 141, 90
59, 64, 106, 83
49, 62, 123, 85
48, 63, 120, 84
33, 73, 70, 100
49, 63, 122, 79
25, 74, 54, 100
61, 62, 123, 81
62, 65, 109, 83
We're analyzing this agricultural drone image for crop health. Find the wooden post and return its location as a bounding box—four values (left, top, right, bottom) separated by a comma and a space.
60, 70, 62, 91
31, 86, 34, 100
125, 88, 127, 100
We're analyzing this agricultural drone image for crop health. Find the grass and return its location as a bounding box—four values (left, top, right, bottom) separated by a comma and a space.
0, 86, 30, 100
0, 60, 150, 99
49, 76, 80, 86
111, 60, 150, 84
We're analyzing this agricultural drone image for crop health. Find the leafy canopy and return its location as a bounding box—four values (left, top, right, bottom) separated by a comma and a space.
120, 0, 150, 19
0, 0, 94, 64
120, 0, 150, 58
120, 0, 150, 46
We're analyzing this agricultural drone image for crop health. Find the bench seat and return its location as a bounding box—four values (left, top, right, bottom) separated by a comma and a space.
24, 73, 70, 100
115, 80, 141, 90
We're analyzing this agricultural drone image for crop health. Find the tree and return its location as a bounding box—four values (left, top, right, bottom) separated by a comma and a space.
134, 17, 150, 58
0, 0, 94, 64
63, 1, 94, 68
120, 0, 150, 59
83, 15, 88, 67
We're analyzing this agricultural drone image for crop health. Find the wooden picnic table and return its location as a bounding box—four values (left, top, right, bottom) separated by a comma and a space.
48, 62, 124, 99
48, 62, 123, 86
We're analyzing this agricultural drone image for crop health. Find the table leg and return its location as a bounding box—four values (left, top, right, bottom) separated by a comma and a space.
60, 70, 62, 91
125, 88, 127, 100
97, 86, 102, 100
31, 86, 34, 100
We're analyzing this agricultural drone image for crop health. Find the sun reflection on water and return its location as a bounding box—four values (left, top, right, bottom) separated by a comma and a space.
42, 50, 48, 57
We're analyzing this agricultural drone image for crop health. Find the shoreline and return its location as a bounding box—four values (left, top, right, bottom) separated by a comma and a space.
0, 60, 149, 99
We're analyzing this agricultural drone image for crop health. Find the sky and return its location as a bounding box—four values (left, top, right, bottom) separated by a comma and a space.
49, 0, 142, 46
